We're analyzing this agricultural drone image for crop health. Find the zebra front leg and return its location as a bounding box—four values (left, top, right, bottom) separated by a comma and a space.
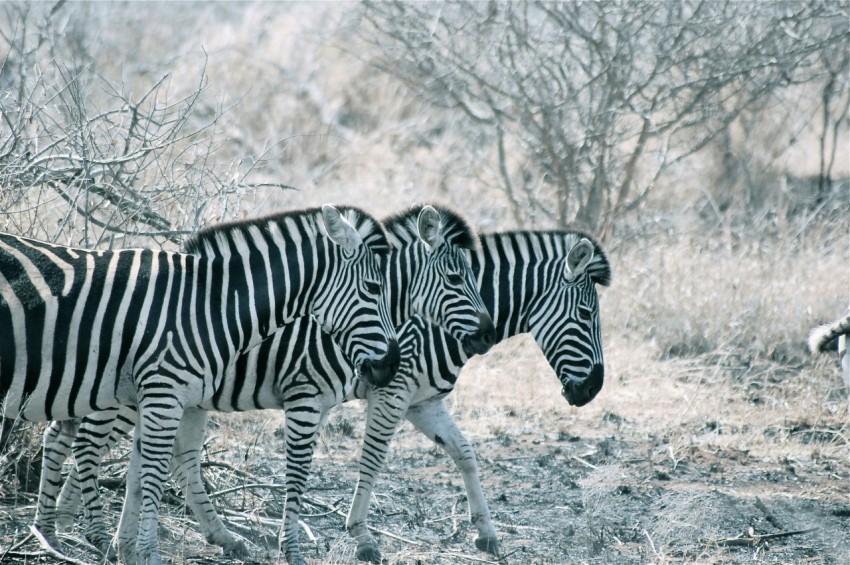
170, 408, 248, 556
347, 387, 413, 563
405, 398, 499, 557
117, 398, 183, 565
280, 403, 326, 565
33, 420, 79, 552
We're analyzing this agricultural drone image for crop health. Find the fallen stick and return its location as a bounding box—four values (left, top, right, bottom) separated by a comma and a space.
715, 527, 817, 547
28, 525, 97, 565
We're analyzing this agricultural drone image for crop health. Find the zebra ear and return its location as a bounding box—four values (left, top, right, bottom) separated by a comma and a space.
322, 204, 363, 253
417, 205, 444, 252
565, 238, 594, 281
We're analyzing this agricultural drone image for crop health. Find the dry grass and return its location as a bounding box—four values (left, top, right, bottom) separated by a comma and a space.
1, 3, 849, 564
4, 221, 847, 565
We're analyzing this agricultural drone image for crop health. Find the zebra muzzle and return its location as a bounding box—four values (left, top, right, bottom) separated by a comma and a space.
358, 339, 401, 387
561, 363, 604, 407
461, 311, 496, 356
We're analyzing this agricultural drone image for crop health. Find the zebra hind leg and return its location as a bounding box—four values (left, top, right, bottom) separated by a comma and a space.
171, 408, 249, 556
33, 420, 79, 552
70, 408, 134, 557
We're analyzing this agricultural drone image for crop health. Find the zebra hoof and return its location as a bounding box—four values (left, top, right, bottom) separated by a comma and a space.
33, 526, 63, 553
475, 535, 500, 556
356, 544, 382, 563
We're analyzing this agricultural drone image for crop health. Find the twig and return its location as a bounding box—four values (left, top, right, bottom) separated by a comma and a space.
643, 528, 662, 560
27, 525, 97, 565
6, 531, 34, 553
439, 495, 463, 543
208, 482, 288, 499
714, 527, 817, 547
571, 454, 598, 470
298, 519, 317, 543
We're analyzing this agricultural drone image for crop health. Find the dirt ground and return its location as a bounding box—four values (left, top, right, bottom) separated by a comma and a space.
1, 332, 847, 565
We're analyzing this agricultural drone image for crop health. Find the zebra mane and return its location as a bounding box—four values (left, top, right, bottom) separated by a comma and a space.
484, 230, 612, 287
183, 206, 390, 256
382, 204, 478, 251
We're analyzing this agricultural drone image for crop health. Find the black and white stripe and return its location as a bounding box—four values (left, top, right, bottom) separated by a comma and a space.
809, 308, 850, 390
345, 230, 612, 562
34, 205, 494, 565
2, 205, 399, 565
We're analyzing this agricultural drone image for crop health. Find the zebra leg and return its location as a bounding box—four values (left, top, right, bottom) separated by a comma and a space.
54, 466, 81, 530
279, 402, 327, 565
33, 420, 79, 551
347, 387, 413, 563
405, 398, 499, 557
117, 398, 183, 565
117, 424, 144, 565
67, 408, 135, 556
170, 407, 249, 556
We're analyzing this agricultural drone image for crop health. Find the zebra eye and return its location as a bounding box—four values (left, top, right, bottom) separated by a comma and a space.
447, 273, 464, 286
578, 306, 593, 321
364, 281, 382, 295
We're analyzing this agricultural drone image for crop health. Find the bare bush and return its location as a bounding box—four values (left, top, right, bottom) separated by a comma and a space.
361, 0, 850, 233
0, 1, 285, 248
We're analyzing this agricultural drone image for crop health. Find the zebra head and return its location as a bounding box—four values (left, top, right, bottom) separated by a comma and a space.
526, 234, 611, 407
312, 205, 400, 387
384, 205, 495, 355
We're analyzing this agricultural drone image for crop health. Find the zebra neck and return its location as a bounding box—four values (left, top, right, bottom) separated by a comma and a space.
383, 244, 420, 328
196, 225, 326, 356
473, 234, 546, 343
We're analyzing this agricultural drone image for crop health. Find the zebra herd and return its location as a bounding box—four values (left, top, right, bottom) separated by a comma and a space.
0, 202, 610, 565
2, 199, 846, 565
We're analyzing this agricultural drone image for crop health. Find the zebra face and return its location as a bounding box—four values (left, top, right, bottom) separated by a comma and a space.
528, 238, 605, 407
411, 243, 495, 354
314, 205, 400, 387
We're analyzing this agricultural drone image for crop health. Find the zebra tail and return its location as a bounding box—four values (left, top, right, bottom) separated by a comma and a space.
808, 311, 850, 354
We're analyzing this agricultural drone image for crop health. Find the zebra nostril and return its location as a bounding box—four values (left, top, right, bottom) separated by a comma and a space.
384, 339, 400, 367
588, 364, 604, 393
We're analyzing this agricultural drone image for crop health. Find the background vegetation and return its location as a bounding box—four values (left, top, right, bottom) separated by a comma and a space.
0, 1, 848, 564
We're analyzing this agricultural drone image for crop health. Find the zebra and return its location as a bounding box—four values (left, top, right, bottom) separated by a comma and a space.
809, 308, 850, 389
0, 205, 402, 565
344, 229, 612, 562
43, 229, 607, 563
33, 205, 496, 565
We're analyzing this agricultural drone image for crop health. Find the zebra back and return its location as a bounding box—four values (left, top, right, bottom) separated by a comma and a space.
0, 204, 398, 420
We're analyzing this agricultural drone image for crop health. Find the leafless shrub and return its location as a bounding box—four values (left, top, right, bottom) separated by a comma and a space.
0, 1, 287, 248
361, 1, 849, 234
